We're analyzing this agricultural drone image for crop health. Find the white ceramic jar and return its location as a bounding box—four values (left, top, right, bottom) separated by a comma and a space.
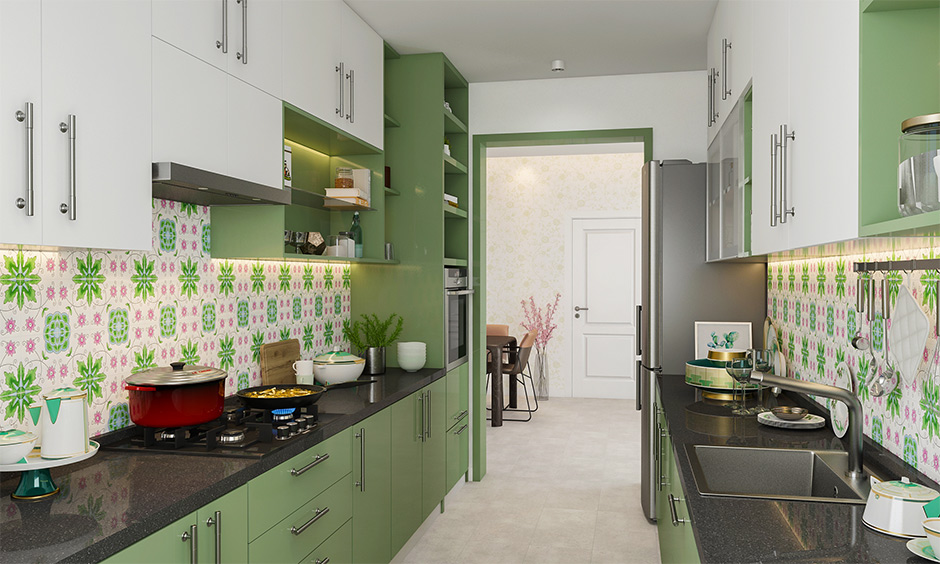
863, 476, 939, 537
28, 387, 88, 459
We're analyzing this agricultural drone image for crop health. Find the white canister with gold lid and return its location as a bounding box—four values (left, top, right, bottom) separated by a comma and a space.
863, 476, 940, 538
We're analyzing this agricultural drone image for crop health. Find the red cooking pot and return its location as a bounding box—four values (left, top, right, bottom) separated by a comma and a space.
125, 362, 227, 427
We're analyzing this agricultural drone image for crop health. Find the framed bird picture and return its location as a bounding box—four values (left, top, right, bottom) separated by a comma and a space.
693, 321, 753, 359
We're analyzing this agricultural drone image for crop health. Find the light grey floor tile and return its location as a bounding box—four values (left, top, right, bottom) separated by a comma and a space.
524, 544, 594, 563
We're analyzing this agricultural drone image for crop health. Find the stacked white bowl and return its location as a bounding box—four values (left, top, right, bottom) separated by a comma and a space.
397, 342, 427, 372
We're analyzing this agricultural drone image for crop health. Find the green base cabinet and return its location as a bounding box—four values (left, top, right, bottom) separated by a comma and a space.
655, 392, 700, 564
197, 485, 248, 564
352, 409, 392, 564
390, 391, 424, 555
421, 378, 446, 519
308, 519, 353, 564
101, 512, 197, 564
445, 364, 469, 428
446, 414, 470, 491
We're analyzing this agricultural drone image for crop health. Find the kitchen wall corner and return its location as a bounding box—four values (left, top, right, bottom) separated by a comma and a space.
0, 199, 351, 437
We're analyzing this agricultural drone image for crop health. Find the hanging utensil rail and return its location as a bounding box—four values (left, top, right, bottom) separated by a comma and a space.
853, 259, 940, 273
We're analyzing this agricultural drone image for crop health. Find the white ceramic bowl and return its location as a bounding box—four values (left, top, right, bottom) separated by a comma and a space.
398, 348, 426, 372
924, 518, 940, 555
0, 430, 38, 464
398, 342, 426, 352
313, 361, 365, 385
863, 477, 939, 537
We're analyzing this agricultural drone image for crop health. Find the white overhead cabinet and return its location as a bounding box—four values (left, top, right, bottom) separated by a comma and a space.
706, 0, 752, 145
0, 0, 151, 251
748, 0, 859, 256
152, 38, 283, 191
282, 0, 384, 150
152, 0, 282, 98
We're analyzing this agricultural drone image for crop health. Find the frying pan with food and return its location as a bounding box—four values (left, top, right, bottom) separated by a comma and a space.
236, 380, 376, 410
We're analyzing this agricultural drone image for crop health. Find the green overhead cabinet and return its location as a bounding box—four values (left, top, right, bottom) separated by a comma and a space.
390, 378, 448, 556
858, 0, 940, 237
211, 104, 400, 264
351, 409, 393, 564
351, 52, 469, 371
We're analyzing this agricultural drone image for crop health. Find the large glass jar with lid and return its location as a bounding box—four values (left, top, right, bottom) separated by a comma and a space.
898, 113, 940, 216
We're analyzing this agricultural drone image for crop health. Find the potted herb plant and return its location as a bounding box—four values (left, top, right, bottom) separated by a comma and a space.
342, 313, 404, 374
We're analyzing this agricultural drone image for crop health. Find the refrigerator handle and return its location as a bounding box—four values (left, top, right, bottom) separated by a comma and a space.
635, 360, 643, 411
635, 305, 642, 356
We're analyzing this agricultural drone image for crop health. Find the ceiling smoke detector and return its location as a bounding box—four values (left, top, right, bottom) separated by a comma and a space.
551, 59, 565, 72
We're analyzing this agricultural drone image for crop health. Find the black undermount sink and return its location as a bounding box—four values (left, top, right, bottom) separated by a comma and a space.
685, 445, 873, 505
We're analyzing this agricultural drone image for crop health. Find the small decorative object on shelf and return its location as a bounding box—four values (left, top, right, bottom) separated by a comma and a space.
335, 167, 354, 188
521, 293, 561, 400
343, 313, 405, 375
444, 136, 451, 156
283, 145, 292, 188
350, 212, 363, 258
444, 193, 458, 208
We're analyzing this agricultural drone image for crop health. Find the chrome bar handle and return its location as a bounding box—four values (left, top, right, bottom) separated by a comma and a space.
290, 453, 329, 476
236, 0, 247, 63
635, 360, 642, 411
181, 524, 197, 564
668, 494, 689, 526
206, 511, 221, 564
721, 38, 732, 100
336, 62, 344, 118
290, 507, 330, 536
14, 102, 34, 216
355, 429, 365, 492
346, 69, 354, 123
59, 115, 76, 220
455, 423, 468, 435
453, 409, 468, 422
780, 124, 795, 223
706, 71, 713, 127
216, 0, 227, 53
711, 69, 719, 123
315, 558, 331, 564
425, 391, 431, 440
770, 132, 779, 227
417, 393, 424, 441
635, 305, 642, 356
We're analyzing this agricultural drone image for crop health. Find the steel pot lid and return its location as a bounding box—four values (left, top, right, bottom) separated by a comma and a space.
0, 429, 37, 446
871, 477, 939, 502
313, 349, 364, 365
125, 362, 226, 386
42, 386, 87, 401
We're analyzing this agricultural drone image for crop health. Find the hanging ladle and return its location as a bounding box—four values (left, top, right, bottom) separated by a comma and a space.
870, 276, 898, 397
851, 276, 870, 351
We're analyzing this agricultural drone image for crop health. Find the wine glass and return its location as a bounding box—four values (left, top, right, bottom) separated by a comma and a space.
746, 348, 774, 414
725, 357, 753, 415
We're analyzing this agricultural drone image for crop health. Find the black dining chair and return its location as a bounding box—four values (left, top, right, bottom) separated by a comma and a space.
486, 329, 539, 422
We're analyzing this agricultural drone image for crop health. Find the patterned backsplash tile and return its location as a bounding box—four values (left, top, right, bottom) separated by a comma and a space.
768, 239, 940, 481
0, 199, 350, 437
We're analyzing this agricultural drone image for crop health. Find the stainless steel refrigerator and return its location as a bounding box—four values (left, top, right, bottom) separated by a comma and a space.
638, 160, 766, 521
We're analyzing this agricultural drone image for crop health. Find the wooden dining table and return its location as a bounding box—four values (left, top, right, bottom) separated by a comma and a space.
486, 334, 516, 427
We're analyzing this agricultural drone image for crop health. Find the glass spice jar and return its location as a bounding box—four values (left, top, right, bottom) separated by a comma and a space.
335, 167, 354, 188
898, 113, 940, 216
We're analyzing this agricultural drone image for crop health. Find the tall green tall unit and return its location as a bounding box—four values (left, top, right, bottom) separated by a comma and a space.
351, 52, 469, 370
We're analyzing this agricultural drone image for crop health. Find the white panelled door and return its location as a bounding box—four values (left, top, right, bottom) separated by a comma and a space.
571, 217, 641, 399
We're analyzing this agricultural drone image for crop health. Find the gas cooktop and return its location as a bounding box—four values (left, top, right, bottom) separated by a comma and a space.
103, 399, 320, 459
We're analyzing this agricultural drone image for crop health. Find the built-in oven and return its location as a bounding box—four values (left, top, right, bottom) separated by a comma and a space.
445, 267, 473, 371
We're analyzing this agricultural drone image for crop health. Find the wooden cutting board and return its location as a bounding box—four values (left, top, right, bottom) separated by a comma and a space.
260, 339, 301, 385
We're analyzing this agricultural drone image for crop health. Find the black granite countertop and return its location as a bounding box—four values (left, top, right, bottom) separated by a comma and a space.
658, 374, 939, 563
0, 367, 445, 564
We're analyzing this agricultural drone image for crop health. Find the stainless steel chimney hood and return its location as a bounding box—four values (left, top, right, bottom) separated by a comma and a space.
152, 162, 291, 206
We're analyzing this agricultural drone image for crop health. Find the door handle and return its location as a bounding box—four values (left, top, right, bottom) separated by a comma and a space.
779, 124, 795, 223
14, 102, 34, 216
346, 68, 354, 123
355, 428, 365, 492
290, 453, 329, 476
635, 305, 642, 356
290, 507, 330, 535
59, 115, 76, 221
180, 524, 197, 564
574, 306, 588, 311
770, 132, 779, 227
721, 38, 732, 100
668, 494, 689, 526
206, 511, 221, 564
706, 70, 713, 127
236, 0, 247, 64
336, 62, 344, 118
216, 0, 227, 52
635, 360, 642, 411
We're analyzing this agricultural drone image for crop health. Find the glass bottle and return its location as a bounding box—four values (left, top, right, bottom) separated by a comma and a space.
350, 212, 363, 258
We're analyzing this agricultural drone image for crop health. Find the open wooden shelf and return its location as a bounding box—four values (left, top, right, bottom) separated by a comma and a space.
444, 257, 467, 267
443, 203, 467, 219
384, 113, 401, 128
443, 153, 468, 175
291, 188, 374, 211
385, 186, 401, 196
443, 109, 467, 133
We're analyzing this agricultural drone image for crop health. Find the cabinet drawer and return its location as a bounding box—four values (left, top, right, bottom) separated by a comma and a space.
249, 474, 353, 564
445, 364, 469, 430
249, 429, 352, 540
306, 518, 352, 564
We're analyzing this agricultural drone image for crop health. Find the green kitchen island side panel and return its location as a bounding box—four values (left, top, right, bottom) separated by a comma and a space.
197, 485, 248, 564
352, 409, 393, 564
101, 511, 197, 564
390, 391, 424, 555
858, 4, 940, 235
422, 377, 447, 519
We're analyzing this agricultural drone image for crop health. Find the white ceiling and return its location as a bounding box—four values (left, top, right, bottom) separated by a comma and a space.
346, 0, 719, 83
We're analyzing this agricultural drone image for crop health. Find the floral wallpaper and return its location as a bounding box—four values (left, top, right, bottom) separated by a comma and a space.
0, 199, 350, 437
767, 238, 940, 482
486, 152, 644, 397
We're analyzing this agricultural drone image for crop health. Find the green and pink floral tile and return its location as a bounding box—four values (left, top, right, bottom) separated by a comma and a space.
0, 199, 350, 437
768, 240, 940, 482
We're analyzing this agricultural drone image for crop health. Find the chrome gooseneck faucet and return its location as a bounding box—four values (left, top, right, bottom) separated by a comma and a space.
749, 371, 866, 481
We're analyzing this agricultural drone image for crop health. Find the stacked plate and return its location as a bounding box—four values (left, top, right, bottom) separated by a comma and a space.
398, 342, 427, 372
